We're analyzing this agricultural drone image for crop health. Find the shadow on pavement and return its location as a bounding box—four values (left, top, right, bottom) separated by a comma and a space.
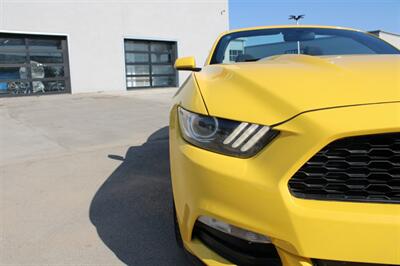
89, 126, 188, 266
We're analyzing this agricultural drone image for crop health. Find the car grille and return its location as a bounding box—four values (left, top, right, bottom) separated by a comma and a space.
313, 259, 398, 266
193, 221, 282, 266
288, 133, 400, 203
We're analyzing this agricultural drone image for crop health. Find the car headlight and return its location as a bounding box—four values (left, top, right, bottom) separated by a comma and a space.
177, 107, 279, 158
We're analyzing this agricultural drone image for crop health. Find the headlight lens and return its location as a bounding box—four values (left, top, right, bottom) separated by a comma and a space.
178, 107, 279, 158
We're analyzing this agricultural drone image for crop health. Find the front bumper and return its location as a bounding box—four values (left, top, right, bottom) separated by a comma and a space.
169, 102, 400, 266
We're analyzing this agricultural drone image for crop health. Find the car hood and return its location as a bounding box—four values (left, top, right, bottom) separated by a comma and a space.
195, 54, 400, 125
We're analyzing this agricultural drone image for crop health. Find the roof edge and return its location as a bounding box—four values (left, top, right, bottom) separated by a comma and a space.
369, 30, 400, 37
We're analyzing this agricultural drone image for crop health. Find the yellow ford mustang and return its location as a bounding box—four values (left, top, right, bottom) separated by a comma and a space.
169, 25, 400, 266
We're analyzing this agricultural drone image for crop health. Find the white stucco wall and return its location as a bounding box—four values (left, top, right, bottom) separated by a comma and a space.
378, 32, 400, 49
0, 0, 229, 93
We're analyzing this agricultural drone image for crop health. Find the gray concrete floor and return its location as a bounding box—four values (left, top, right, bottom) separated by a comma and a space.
0, 90, 188, 266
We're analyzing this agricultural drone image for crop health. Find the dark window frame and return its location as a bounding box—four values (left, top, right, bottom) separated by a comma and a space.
0, 33, 71, 97
124, 39, 178, 89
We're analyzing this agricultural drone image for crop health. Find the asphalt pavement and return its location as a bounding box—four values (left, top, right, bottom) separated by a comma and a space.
0, 89, 188, 266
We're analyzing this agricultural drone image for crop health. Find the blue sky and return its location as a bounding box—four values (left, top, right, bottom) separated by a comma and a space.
229, 0, 400, 34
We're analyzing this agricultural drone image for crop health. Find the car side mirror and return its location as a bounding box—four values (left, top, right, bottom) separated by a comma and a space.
174, 57, 201, 72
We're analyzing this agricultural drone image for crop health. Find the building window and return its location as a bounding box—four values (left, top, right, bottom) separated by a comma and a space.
229, 49, 243, 62
0, 33, 70, 96
124, 39, 178, 89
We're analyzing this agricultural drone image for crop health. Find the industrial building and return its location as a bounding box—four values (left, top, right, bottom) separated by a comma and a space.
0, 0, 228, 96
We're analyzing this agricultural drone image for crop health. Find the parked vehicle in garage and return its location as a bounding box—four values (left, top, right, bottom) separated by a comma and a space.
169, 25, 400, 266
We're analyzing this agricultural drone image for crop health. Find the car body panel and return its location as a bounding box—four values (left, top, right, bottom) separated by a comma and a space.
170, 25, 400, 265
174, 74, 208, 116
195, 54, 400, 125
170, 102, 400, 265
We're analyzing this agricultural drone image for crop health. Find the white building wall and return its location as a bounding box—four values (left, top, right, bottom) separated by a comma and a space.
0, 0, 229, 93
378, 32, 400, 49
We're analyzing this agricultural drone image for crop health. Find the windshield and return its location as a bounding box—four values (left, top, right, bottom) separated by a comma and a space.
210, 27, 400, 64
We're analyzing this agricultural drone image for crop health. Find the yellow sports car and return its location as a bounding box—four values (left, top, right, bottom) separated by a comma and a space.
169, 25, 400, 266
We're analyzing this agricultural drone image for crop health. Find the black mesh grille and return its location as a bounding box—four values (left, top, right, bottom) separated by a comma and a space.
314, 259, 398, 266
288, 133, 400, 203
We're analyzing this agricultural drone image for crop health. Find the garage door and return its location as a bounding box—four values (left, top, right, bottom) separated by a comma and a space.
124, 39, 178, 89
0, 33, 71, 96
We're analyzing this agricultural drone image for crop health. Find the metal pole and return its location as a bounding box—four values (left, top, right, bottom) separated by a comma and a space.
289, 15, 304, 54
296, 18, 300, 54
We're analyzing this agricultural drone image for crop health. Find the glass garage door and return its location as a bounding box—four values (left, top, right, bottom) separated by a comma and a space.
124, 39, 178, 89
0, 33, 70, 96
